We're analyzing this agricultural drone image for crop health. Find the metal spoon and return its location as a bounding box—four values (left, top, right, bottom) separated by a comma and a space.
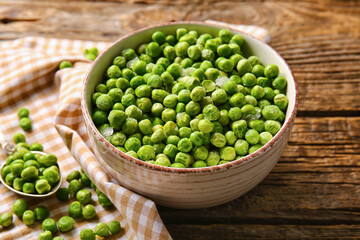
0, 130, 62, 198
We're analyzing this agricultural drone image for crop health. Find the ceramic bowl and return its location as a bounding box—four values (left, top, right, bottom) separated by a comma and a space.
81, 21, 298, 209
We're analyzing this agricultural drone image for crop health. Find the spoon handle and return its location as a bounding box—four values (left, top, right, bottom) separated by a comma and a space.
0, 130, 15, 155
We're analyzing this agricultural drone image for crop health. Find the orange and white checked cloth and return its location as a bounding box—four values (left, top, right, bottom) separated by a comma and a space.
0, 21, 269, 240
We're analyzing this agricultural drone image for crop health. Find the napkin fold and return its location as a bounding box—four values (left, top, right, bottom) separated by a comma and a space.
0, 21, 269, 240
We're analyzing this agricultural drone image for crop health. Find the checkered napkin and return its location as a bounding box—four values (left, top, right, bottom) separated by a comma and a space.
0, 21, 269, 240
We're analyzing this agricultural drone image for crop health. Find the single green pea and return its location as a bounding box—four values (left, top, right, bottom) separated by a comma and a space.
95, 222, 110, 237
175, 41, 190, 57
260, 131, 273, 145
68, 201, 82, 218
0, 212, 13, 228
39, 231, 52, 240
177, 138, 193, 153
20, 166, 39, 181
262, 105, 280, 120
192, 160, 206, 168
110, 132, 127, 147
19, 117, 32, 131
251, 85, 266, 100
249, 144, 263, 154
193, 146, 209, 161
232, 120, 248, 138
152, 89, 168, 103
211, 121, 223, 134
218, 109, 230, 126
42, 218, 57, 234
220, 146, 236, 161
76, 189, 92, 205
187, 45, 202, 60
92, 110, 108, 126
234, 139, 249, 156
222, 80, 238, 95
245, 129, 260, 145
210, 133, 226, 148
68, 179, 83, 197
113, 56, 126, 68
228, 92, 246, 108
170, 162, 185, 168
167, 135, 181, 145
13, 198, 28, 218
197, 119, 213, 134
202, 105, 220, 121
163, 46, 176, 61
11, 162, 23, 177
36, 179, 52, 194
211, 89, 228, 105
237, 59, 252, 76
109, 220, 122, 234
264, 64, 279, 79
274, 94, 288, 111
139, 119, 152, 135
38, 153, 57, 168
98, 192, 113, 208
34, 206, 50, 221
176, 28, 188, 40
116, 78, 130, 91
122, 48, 137, 60
59, 61, 73, 69
225, 131, 238, 146
66, 170, 81, 182
82, 204, 96, 220
107, 65, 121, 78
249, 119, 265, 133
230, 34, 244, 46
190, 86, 205, 102
264, 120, 282, 135
137, 145, 155, 161
174, 152, 191, 167
22, 209, 35, 225
163, 121, 178, 136
258, 99, 271, 109
152, 31, 166, 44
58, 216, 75, 232
122, 118, 138, 135
248, 56, 261, 66
252, 64, 265, 77
13, 132, 26, 144
13, 178, 24, 191
22, 182, 35, 193
80, 229, 96, 240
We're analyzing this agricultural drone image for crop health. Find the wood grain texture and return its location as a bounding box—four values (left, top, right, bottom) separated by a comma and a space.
0, 0, 359, 239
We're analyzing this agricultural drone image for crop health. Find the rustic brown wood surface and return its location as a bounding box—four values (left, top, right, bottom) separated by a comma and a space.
1, 0, 359, 239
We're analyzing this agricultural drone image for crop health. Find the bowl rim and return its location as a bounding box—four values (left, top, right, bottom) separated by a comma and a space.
81, 21, 298, 174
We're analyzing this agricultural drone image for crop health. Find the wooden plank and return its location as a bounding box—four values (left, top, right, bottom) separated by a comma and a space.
164, 224, 360, 239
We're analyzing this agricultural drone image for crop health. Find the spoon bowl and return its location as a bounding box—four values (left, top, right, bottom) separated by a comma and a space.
0, 132, 62, 198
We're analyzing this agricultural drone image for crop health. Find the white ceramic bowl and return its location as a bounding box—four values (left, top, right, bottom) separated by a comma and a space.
81, 21, 298, 209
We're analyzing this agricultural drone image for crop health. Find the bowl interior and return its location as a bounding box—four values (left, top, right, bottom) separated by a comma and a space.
83, 22, 297, 170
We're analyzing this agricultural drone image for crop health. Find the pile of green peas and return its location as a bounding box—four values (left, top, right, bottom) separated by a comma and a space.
80, 221, 122, 240
91, 27, 289, 168
17, 107, 32, 131
2, 133, 60, 194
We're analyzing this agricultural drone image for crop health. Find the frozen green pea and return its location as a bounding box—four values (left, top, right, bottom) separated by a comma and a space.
22, 210, 35, 225
220, 146, 236, 161
262, 105, 280, 120
110, 132, 127, 147
229, 92, 246, 107
190, 131, 204, 147
66, 170, 81, 182
252, 64, 265, 77
242, 73, 257, 87
251, 85, 265, 100
230, 34, 244, 46
249, 119, 265, 133
167, 135, 180, 145
22, 182, 35, 193
68, 201, 83, 218
163, 46, 176, 61
116, 78, 130, 91
234, 140, 249, 156
245, 129, 260, 145
175, 41, 190, 57
139, 119, 152, 135
39, 231, 52, 240
95, 83, 107, 94
13, 178, 24, 191
11, 162, 23, 177
229, 107, 242, 121
96, 94, 113, 112
122, 48, 137, 60
92, 110, 108, 126
222, 80, 238, 95
19, 117, 32, 131
232, 120, 247, 138
113, 56, 126, 68
82, 204, 96, 220
13, 199, 28, 218
69, 179, 83, 196
125, 105, 142, 120
95, 222, 110, 237
58, 216, 75, 232
107, 65, 121, 78
155, 157, 171, 167
249, 144, 262, 154
225, 131, 237, 146
178, 89, 191, 104
192, 160, 207, 168
56, 187, 69, 202
0, 212, 13, 228
109, 220, 122, 234
127, 150, 138, 158
13, 132, 26, 143
198, 119, 213, 133
21, 166, 39, 181
237, 59, 252, 76
163, 94, 178, 108
80, 229, 96, 240
218, 109, 230, 126
152, 89, 168, 102
210, 133, 226, 148
193, 146, 209, 161
161, 108, 176, 122
211, 121, 223, 133
174, 152, 191, 167
185, 101, 201, 117
264, 120, 282, 135
36, 179, 51, 194
42, 218, 57, 234
164, 121, 178, 136
76, 189, 92, 205
263, 87, 276, 101
260, 131, 273, 145
34, 206, 50, 221
205, 151, 220, 166
137, 145, 155, 161
177, 138, 192, 153
257, 76, 271, 87
122, 118, 138, 135
258, 99, 271, 109
211, 89, 228, 105
190, 86, 205, 102
274, 94, 288, 111
264, 64, 279, 79
202, 104, 220, 121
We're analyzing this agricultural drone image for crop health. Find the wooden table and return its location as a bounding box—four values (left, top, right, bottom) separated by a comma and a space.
1, 0, 359, 239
